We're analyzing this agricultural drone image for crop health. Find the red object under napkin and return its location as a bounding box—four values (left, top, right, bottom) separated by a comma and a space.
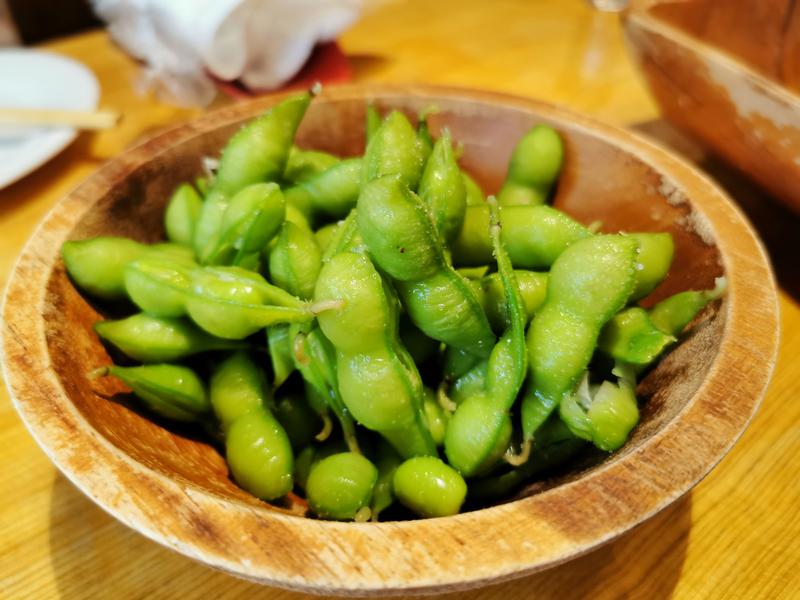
213, 41, 352, 100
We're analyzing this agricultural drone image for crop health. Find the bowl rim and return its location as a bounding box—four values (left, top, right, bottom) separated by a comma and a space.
0, 84, 779, 595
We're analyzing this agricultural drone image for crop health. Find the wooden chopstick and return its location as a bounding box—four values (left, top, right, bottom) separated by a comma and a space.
0, 108, 120, 130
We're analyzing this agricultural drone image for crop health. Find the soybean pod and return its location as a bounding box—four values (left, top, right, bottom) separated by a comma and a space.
444, 197, 528, 477
358, 175, 495, 358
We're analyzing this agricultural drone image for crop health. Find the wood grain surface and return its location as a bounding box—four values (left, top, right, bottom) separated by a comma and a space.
0, 1, 798, 598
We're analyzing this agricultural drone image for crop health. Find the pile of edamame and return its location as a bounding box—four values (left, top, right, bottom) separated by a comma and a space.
63, 90, 725, 521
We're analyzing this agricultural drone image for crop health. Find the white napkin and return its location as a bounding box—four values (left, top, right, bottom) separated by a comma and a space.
92, 0, 363, 106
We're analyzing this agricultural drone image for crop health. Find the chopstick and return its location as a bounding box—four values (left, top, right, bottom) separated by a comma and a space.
0, 108, 120, 130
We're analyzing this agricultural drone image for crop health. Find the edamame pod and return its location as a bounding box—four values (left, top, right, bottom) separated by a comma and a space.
209, 351, 273, 432
462, 171, 485, 206
124, 257, 195, 318
358, 176, 495, 357
315, 251, 436, 458
268, 220, 322, 300
62, 237, 193, 301
164, 183, 203, 247
282, 146, 339, 184
521, 235, 638, 441
444, 198, 528, 476
418, 130, 466, 242
226, 410, 294, 500
393, 456, 467, 518
629, 232, 674, 300
649, 277, 726, 336
205, 182, 286, 266
497, 125, 564, 206
194, 92, 311, 262
598, 307, 676, 366
95, 313, 246, 362
211, 352, 294, 500
306, 452, 378, 520
266, 325, 295, 388
559, 365, 639, 452
284, 159, 361, 222
480, 270, 548, 332
96, 363, 209, 422
451, 205, 591, 268
362, 111, 426, 190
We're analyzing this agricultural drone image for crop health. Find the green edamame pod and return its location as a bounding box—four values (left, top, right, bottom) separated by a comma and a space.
393, 456, 467, 518
629, 232, 674, 300
209, 351, 273, 431
444, 198, 528, 476
226, 410, 294, 501
283, 146, 339, 184
284, 159, 362, 222
418, 130, 467, 242
306, 452, 378, 520
62, 237, 193, 301
650, 277, 726, 336
194, 92, 311, 263
598, 307, 676, 366
210, 351, 293, 500
268, 220, 322, 300
362, 111, 426, 190
290, 324, 360, 453
521, 235, 638, 441
124, 257, 195, 318
559, 365, 639, 452
314, 222, 339, 254
294, 439, 348, 492
497, 125, 564, 206
365, 104, 381, 144
95, 313, 245, 362
185, 266, 315, 339
451, 205, 591, 268
480, 270, 548, 332
96, 363, 209, 422
422, 387, 449, 446
315, 251, 436, 458
462, 171, 485, 206
164, 184, 203, 247
358, 176, 495, 357
205, 182, 286, 266
417, 110, 434, 164
266, 325, 295, 388
449, 360, 488, 405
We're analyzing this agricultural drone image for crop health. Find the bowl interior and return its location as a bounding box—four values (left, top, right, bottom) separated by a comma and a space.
44, 93, 724, 515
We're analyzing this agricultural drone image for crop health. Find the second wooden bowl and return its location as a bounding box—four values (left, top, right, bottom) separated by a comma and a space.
0, 85, 778, 595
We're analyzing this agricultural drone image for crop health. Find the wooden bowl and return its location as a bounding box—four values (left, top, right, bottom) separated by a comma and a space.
0, 85, 778, 595
624, 0, 800, 214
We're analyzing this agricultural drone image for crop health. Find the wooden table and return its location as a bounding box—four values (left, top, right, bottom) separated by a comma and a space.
1, 1, 798, 597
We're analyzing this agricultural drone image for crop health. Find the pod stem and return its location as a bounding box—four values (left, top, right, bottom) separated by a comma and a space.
504, 438, 532, 467
87, 366, 110, 380
353, 506, 372, 523
315, 413, 333, 442
437, 384, 458, 414
310, 299, 345, 315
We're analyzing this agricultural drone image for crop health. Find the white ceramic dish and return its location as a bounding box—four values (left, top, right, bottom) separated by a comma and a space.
0, 50, 99, 190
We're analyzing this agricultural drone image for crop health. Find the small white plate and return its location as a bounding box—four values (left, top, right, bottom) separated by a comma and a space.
0, 50, 99, 190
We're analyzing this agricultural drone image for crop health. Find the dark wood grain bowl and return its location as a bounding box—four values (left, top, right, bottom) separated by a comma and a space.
0, 85, 779, 595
